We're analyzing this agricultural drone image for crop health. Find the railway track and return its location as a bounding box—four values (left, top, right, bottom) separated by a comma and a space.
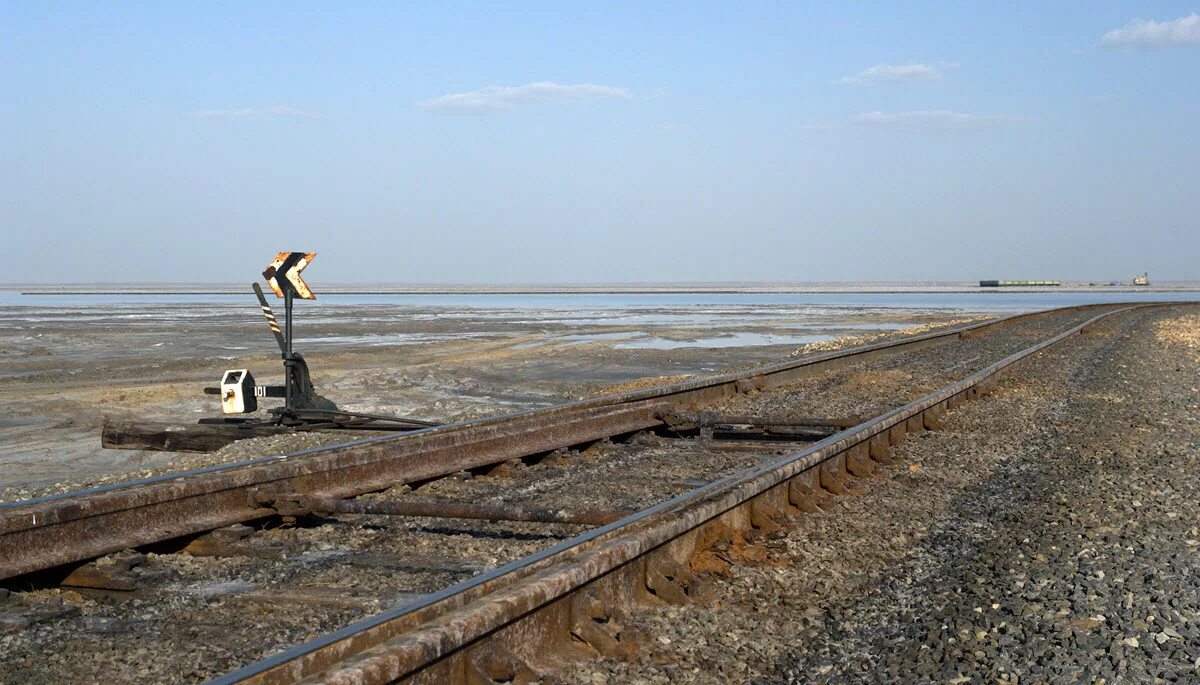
0, 303, 1163, 682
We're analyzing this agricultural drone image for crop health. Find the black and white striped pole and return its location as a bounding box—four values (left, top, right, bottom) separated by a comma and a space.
252, 283, 287, 355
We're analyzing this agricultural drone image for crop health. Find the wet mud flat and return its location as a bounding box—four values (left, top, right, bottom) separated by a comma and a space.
0, 296, 983, 499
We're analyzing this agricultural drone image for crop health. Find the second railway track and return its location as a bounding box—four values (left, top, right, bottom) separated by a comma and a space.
0, 303, 1170, 682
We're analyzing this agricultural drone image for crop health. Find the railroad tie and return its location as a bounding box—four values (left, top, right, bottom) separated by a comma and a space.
274, 494, 630, 526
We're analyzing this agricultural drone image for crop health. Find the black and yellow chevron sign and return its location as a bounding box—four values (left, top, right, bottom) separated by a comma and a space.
262, 251, 316, 300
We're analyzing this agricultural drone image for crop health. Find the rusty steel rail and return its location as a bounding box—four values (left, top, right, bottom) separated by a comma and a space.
210, 304, 1148, 685
0, 304, 1121, 582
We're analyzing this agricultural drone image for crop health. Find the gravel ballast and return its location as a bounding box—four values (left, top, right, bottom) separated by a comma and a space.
0, 305, 1174, 683
565, 305, 1200, 684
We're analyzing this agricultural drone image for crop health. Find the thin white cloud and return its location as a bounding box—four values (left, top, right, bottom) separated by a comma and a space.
1100, 13, 1200, 48
852, 110, 1028, 128
187, 106, 322, 119
418, 81, 632, 113
839, 62, 957, 85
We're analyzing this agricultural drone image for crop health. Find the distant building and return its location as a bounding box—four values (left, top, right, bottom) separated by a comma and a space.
1132, 273, 1149, 286
980, 280, 1062, 287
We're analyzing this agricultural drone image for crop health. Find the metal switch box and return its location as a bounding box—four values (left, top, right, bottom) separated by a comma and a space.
220, 369, 258, 414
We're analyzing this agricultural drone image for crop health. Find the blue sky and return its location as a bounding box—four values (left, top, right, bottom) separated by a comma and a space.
2, 2, 1197, 283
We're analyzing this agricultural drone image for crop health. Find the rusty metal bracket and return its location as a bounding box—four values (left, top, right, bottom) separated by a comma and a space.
868, 433, 893, 464
60, 551, 154, 592
644, 556, 695, 604
463, 642, 545, 685
819, 458, 852, 495
787, 476, 824, 513
845, 444, 877, 478
734, 377, 763, 394
923, 404, 947, 431
179, 524, 286, 560
750, 500, 787, 534
268, 493, 313, 518
569, 592, 638, 658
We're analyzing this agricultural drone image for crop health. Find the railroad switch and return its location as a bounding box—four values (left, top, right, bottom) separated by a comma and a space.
101, 250, 438, 453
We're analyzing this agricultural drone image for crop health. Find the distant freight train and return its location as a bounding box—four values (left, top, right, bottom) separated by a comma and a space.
980, 280, 1062, 287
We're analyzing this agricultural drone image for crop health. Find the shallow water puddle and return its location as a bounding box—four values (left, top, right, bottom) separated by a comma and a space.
615, 332, 836, 349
